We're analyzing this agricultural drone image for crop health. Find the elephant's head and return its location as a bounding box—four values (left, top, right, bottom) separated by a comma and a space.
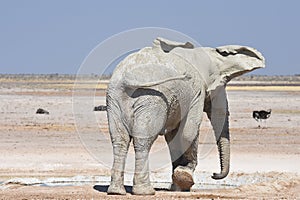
204, 45, 265, 91
153, 39, 265, 180
203, 45, 265, 180
155, 38, 265, 91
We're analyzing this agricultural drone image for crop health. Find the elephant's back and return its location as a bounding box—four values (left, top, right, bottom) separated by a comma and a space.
107, 46, 200, 107
110, 47, 160, 78
109, 47, 195, 87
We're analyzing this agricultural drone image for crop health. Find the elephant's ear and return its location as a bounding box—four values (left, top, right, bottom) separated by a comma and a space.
153, 37, 194, 53
207, 45, 265, 91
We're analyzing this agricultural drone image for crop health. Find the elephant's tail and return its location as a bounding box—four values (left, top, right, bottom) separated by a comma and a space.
123, 73, 192, 89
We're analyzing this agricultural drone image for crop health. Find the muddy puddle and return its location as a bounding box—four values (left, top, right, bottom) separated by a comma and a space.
1, 171, 274, 191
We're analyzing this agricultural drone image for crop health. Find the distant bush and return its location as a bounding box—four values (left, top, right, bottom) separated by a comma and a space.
0, 74, 112, 81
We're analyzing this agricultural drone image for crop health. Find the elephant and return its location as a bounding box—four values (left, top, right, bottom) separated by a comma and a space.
106, 37, 265, 195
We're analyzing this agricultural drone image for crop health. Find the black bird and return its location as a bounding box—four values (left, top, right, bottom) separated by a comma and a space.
252, 109, 272, 121
94, 105, 107, 111
36, 108, 49, 115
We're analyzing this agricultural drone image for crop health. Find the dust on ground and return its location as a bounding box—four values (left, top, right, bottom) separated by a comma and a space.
0, 75, 299, 199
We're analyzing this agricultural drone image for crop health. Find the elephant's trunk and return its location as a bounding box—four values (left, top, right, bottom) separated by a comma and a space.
212, 137, 230, 180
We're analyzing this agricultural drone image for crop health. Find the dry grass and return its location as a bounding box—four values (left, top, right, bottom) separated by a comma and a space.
227, 85, 300, 91
51, 83, 108, 90
1, 75, 300, 92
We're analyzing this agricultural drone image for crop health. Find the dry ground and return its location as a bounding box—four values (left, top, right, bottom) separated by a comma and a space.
0, 76, 299, 199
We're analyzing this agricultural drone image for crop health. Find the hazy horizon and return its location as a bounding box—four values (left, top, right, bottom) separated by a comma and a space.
1, 73, 299, 77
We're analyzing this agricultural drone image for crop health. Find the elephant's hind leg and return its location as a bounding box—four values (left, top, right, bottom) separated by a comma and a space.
107, 111, 131, 195
132, 136, 157, 195
131, 98, 167, 195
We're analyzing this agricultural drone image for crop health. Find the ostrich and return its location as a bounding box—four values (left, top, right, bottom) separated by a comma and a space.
252, 109, 271, 128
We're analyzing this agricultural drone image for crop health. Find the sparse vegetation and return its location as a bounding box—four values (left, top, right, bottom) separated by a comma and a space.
0, 74, 299, 92
230, 75, 300, 86
0, 74, 111, 81
0, 74, 299, 84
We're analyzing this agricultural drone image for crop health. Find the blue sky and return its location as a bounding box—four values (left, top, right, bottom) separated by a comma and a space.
0, 0, 299, 75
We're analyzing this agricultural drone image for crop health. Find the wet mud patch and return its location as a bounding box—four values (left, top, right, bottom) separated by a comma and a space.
2, 171, 298, 190
1, 172, 299, 199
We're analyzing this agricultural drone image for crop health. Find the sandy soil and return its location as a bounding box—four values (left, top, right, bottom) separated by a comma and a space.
0, 77, 299, 199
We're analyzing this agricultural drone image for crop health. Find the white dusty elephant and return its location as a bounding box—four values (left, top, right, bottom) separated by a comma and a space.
106, 37, 265, 195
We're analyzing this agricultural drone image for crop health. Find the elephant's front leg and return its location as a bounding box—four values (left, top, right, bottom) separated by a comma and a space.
165, 100, 204, 191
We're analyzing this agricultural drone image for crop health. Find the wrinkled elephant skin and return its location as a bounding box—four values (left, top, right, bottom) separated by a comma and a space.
106, 37, 265, 195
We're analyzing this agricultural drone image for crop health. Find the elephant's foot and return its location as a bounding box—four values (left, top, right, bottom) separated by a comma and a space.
107, 183, 126, 195
132, 184, 155, 195
172, 166, 194, 191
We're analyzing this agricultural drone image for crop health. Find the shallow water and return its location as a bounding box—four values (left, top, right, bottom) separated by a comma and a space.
0, 172, 275, 190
